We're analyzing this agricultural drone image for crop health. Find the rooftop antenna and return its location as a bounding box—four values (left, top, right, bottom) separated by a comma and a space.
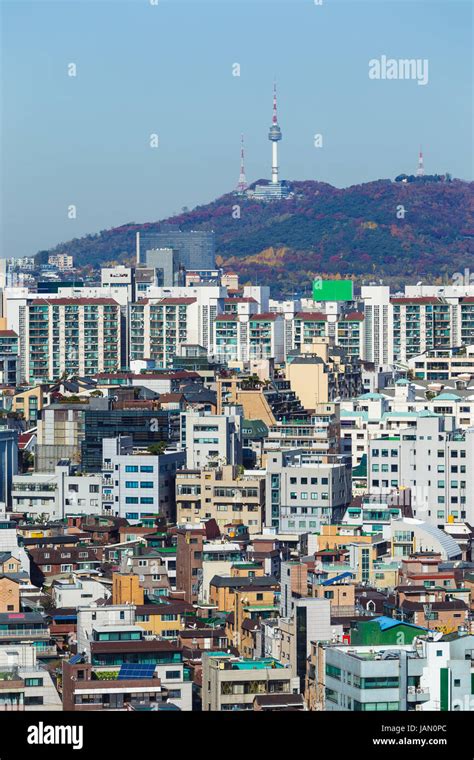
236, 134, 248, 193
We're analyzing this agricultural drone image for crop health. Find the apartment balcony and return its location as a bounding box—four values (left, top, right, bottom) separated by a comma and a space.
0, 629, 50, 639
407, 686, 430, 703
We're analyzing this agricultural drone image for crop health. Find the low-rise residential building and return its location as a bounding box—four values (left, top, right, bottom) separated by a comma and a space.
202, 652, 300, 711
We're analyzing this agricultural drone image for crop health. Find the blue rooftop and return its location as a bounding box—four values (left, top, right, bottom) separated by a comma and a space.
321, 572, 354, 586
371, 616, 428, 632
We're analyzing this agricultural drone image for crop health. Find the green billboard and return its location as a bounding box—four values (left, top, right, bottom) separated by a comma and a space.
312, 279, 354, 302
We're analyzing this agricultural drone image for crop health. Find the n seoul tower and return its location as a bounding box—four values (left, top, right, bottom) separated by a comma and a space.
246, 82, 291, 201
268, 82, 282, 185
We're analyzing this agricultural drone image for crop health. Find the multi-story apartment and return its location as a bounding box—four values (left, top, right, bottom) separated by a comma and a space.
213, 312, 285, 363
290, 311, 364, 359
360, 286, 393, 368
11, 462, 102, 520
408, 346, 474, 381
286, 339, 363, 409
146, 285, 225, 354
129, 297, 197, 368
0, 643, 62, 711
263, 404, 340, 457
82, 406, 174, 472
176, 464, 265, 534
20, 298, 122, 384
358, 285, 474, 369
392, 297, 452, 364
36, 400, 94, 470
102, 436, 185, 522
201, 652, 300, 711
367, 415, 474, 526
175, 520, 221, 604
180, 410, 242, 469
0, 329, 19, 385
314, 633, 474, 712
0, 429, 18, 508
48, 254, 73, 270
265, 449, 352, 534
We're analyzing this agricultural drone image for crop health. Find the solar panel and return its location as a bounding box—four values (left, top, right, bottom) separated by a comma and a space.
118, 663, 156, 680
69, 654, 84, 665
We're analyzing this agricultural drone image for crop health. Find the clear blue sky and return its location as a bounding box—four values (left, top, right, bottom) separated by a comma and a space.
1, 0, 472, 258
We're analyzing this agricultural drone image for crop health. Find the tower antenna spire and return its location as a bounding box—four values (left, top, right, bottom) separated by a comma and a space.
237, 133, 248, 192
416, 145, 425, 177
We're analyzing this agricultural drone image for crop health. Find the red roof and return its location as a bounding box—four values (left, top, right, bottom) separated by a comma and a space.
158, 298, 196, 305
250, 313, 279, 321
0, 330, 18, 337
295, 312, 327, 321
32, 298, 119, 306
342, 311, 364, 321
18, 430, 37, 450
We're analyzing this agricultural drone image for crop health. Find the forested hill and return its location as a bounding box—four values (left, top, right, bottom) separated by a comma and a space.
39, 177, 473, 297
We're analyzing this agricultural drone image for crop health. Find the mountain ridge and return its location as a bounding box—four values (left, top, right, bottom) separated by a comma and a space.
38, 177, 474, 298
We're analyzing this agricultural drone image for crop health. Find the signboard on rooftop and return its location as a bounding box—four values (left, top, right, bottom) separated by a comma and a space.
313, 279, 354, 302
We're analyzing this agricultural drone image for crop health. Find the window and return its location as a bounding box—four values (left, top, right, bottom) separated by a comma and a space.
125, 465, 139, 473
25, 678, 43, 687
140, 465, 154, 473
140, 481, 154, 489
125, 481, 139, 488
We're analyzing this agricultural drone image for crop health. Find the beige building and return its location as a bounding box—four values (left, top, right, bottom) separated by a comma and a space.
176, 465, 265, 535
48, 253, 73, 270
286, 339, 362, 411
202, 652, 300, 711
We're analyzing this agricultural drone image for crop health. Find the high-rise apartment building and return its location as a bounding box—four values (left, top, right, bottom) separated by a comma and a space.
129, 297, 197, 368
20, 298, 121, 384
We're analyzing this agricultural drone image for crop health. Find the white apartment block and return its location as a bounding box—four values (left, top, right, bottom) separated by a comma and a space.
265, 449, 352, 534
129, 297, 198, 368
102, 436, 185, 523
147, 285, 226, 353
11, 462, 102, 521
20, 298, 122, 384
367, 415, 474, 527
0, 643, 62, 710
341, 381, 474, 467
52, 575, 112, 607
360, 286, 393, 368
213, 311, 285, 363
180, 410, 242, 469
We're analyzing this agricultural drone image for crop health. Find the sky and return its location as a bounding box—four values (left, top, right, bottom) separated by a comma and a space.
0, 0, 472, 258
